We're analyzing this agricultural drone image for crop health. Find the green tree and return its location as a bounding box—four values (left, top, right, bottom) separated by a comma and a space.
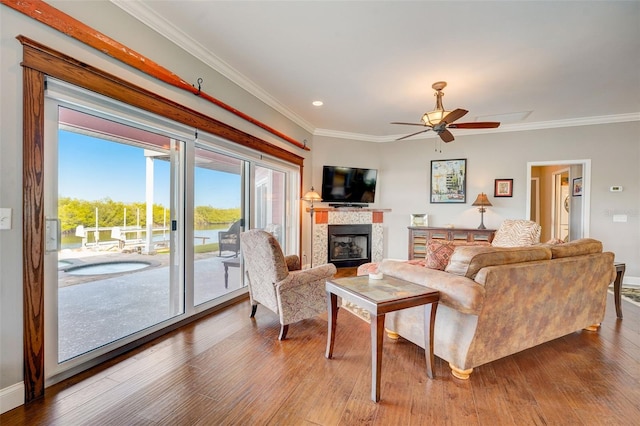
59, 197, 239, 233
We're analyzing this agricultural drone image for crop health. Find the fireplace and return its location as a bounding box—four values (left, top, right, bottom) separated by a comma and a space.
309, 207, 388, 268
327, 224, 372, 268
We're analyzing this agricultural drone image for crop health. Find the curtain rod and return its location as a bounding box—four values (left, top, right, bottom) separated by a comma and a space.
2, 0, 310, 151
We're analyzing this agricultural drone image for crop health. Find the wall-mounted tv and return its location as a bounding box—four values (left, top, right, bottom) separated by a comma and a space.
321, 165, 378, 206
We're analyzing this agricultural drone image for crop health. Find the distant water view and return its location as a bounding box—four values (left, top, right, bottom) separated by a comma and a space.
61, 223, 231, 250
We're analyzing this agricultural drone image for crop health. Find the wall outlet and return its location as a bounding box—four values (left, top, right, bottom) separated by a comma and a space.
613, 214, 627, 223
0, 208, 12, 230
610, 186, 623, 192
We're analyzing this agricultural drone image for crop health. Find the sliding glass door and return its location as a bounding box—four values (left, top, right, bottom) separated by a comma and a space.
41, 78, 300, 383
45, 103, 185, 375
193, 146, 245, 306
253, 165, 287, 249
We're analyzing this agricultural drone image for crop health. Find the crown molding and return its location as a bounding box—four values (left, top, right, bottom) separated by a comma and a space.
110, 2, 639, 144
315, 113, 640, 143
110, 0, 316, 134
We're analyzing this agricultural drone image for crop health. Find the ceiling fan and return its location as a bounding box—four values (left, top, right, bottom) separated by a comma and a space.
391, 81, 500, 142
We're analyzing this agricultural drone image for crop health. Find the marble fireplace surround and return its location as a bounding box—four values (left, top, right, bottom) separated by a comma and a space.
310, 208, 391, 268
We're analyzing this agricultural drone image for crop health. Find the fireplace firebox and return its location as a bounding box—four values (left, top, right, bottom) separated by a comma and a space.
327, 224, 372, 268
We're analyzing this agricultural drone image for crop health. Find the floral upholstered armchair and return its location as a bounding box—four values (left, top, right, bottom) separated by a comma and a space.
240, 229, 337, 340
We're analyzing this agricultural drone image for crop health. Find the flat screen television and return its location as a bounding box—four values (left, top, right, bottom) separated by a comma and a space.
321, 165, 378, 206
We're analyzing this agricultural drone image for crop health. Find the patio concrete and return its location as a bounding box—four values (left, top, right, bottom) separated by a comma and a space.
56, 250, 243, 361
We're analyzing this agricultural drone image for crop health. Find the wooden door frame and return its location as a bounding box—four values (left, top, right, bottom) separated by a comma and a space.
551, 168, 570, 241
19, 35, 302, 403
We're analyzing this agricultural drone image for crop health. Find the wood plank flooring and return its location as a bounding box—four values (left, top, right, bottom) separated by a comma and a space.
2, 268, 639, 425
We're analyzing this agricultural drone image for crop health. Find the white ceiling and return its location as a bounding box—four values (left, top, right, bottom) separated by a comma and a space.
113, 1, 640, 142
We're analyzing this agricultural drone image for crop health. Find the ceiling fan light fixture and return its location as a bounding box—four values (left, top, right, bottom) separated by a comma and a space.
422, 110, 450, 126
393, 81, 500, 142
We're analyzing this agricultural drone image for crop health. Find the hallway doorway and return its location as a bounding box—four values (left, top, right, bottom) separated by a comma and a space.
527, 160, 591, 242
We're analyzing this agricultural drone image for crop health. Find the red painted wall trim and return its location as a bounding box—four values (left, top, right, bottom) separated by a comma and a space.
1, 0, 310, 151
315, 211, 329, 225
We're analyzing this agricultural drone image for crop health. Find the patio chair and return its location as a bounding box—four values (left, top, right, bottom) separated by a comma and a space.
240, 229, 337, 340
218, 219, 242, 257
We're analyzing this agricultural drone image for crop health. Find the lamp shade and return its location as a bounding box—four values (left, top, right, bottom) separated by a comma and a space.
472, 192, 492, 207
422, 110, 451, 127
302, 187, 322, 202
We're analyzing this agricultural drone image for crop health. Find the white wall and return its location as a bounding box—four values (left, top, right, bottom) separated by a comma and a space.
311, 124, 640, 275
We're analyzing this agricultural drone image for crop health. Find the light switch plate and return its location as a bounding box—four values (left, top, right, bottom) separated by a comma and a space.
0, 208, 12, 230
613, 214, 627, 223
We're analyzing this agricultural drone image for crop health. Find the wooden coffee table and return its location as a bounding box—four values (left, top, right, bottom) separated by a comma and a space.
325, 275, 440, 402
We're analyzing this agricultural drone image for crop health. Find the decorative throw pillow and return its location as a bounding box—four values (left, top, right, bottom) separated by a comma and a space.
491, 219, 542, 247
425, 240, 457, 270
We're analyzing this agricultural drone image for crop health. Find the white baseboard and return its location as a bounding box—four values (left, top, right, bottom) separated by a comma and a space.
0, 382, 24, 414
623, 274, 639, 287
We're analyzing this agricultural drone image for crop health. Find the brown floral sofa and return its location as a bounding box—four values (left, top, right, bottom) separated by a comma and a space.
372, 238, 616, 379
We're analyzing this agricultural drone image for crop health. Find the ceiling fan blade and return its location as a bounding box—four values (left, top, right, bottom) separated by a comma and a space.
439, 129, 455, 143
448, 122, 501, 129
390, 121, 430, 127
396, 128, 431, 141
442, 108, 468, 125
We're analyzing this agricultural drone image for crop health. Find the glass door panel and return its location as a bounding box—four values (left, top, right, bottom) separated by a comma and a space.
47, 106, 184, 368
254, 165, 286, 249
193, 146, 244, 306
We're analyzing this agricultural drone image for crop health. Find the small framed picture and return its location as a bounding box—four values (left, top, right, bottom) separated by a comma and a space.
572, 177, 583, 196
494, 179, 513, 197
411, 213, 428, 227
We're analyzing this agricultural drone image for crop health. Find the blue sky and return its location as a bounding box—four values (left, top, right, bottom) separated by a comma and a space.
59, 130, 241, 208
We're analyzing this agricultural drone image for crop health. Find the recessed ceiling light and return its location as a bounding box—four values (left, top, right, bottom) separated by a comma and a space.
312, 100, 324, 107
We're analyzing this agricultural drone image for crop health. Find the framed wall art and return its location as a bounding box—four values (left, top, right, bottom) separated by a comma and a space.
572, 177, 583, 196
430, 159, 467, 203
494, 178, 513, 197
410, 213, 428, 226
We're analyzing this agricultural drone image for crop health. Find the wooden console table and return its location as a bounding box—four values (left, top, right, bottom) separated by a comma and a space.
408, 226, 496, 260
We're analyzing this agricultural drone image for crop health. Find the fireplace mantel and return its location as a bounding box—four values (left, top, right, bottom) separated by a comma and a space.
309, 208, 390, 267
310, 208, 392, 212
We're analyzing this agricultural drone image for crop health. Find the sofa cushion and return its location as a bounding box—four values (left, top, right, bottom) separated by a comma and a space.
357, 262, 379, 275
545, 238, 565, 245
491, 219, 541, 247
445, 245, 552, 279
549, 238, 602, 259
379, 260, 485, 314
357, 259, 426, 276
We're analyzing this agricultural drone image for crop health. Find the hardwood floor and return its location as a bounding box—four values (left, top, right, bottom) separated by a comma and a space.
2, 269, 639, 425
